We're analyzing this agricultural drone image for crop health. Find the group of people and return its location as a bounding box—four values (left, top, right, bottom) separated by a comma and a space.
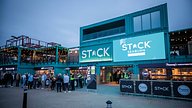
0, 72, 86, 93
0, 72, 15, 87
113, 71, 132, 84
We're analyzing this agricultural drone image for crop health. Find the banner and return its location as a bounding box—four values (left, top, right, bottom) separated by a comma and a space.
173, 82, 192, 99
120, 80, 134, 93
113, 32, 166, 62
79, 43, 112, 63
152, 81, 171, 96
87, 66, 97, 89
135, 81, 151, 94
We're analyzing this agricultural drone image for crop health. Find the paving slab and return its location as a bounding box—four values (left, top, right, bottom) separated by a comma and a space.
0, 86, 192, 108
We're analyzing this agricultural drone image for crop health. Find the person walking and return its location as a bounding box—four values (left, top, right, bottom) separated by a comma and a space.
63, 73, 70, 93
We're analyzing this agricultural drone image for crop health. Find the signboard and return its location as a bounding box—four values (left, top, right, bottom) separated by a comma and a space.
87, 66, 97, 89
152, 81, 171, 96
79, 43, 112, 63
0, 65, 17, 71
120, 80, 134, 93
135, 81, 151, 94
34, 66, 54, 70
173, 82, 192, 99
113, 32, 166, 62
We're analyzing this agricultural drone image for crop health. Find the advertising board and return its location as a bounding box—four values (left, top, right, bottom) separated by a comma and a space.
113, 32, 166, 62
79, 43, 112, 63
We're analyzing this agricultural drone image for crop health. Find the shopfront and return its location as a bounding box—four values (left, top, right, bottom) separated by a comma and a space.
100, 66, 133, 84
79, 32, 169, 84
69, 67, 88, 78
138, 62, 192, 81
34, 66, 54, 75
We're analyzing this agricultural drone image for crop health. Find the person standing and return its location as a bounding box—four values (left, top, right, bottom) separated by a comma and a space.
70, 73, 75, 91
37, 74, 42, 89
56, 73, 62, 92
28, 74, 33, 89
4, 72, 8, 88
33, 74, 38, 89
51, 76, 56, 90
21, 74, 26, 88
78, 73, 83, 88
63, 73, 70, 93
15, 73, 21, 87
41, 73, 47, 89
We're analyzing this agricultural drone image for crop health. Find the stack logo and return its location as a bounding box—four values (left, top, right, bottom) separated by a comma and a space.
120, 39, 152, 57
154, 86, 169, 91
138, 83, 148, 92
5, 67, 15, 71
178, 85, 190, 96
122, 85, 132, 89
82, 47, 110, 58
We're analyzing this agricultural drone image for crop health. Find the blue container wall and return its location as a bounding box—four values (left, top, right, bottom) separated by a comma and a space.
79, 4, 169, 76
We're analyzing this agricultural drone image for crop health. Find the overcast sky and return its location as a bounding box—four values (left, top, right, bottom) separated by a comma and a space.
0, 0, 192, 48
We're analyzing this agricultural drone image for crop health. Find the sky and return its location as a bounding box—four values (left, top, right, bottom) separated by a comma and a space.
0, 0, 192, 48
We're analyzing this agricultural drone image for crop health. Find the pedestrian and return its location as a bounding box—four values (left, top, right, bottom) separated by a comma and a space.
33, 74, 38, 89
15, 73, 21, 87
70, 73, 75, 91
3, 72, 8, 87
37, 74, 42, 89
45, 78, 50, 89
21, 74, 26, 88
56, 73, 62, 92
51, 76, 56, 90
63, 73, 70, 93
28, 74, 33, 89
10, 73, 14, 87
78, 73, 83, 88
41, 73, 47, 89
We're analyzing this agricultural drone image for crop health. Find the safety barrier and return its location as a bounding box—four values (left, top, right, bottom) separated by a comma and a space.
120, 79, 192, 100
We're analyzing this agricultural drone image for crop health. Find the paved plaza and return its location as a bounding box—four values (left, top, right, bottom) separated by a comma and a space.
0, 85, 192, 108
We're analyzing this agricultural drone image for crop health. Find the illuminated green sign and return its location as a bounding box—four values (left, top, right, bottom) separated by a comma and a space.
79, 43, 112, 63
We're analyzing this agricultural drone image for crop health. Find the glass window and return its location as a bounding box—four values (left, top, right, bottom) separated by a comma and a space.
133, 16, 142, 32
142, 14, 151, 30
151, 11, 161, 29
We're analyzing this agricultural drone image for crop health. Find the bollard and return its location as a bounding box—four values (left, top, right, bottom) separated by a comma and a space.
106, 100, 112, 108
23, 88, 27, 108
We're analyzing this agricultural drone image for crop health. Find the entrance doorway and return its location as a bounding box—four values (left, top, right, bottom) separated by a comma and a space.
100, 66, 133, 85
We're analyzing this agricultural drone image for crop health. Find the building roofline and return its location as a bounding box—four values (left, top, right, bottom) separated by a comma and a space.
81, 3, 167, 29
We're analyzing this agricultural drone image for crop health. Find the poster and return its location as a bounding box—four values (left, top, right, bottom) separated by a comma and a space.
87, 66, 97, 89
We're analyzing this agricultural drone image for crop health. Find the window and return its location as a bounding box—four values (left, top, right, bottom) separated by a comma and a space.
133, 11, 161, 32
133, 16, 142, 32
151, 11, 161, 29
142, 14, 150, 30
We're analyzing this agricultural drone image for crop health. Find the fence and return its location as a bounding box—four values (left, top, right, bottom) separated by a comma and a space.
120, 79, 192, 100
